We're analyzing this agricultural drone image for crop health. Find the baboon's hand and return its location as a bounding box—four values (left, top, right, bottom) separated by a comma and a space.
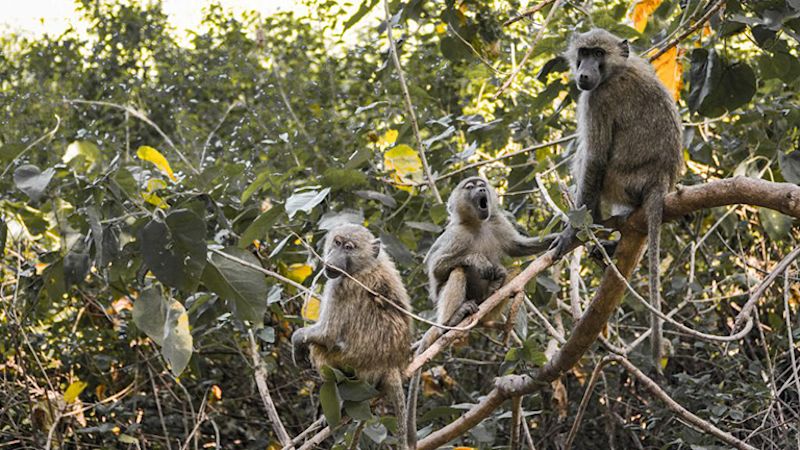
480, 265, 507, 282
291, 329, 307, 366
550, 226, 578, 259
447, 300, 479, 326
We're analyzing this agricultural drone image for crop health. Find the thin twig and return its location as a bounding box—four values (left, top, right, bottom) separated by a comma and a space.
200, 100, 242, 166
65, 99, 199, 174
382, 0, 443, 204
733, 247, 800, 331
503, 0, 558, 27
590, 232, 755, 342
1, 115, 61, 177
248, 330, 294, 448
782, 264, 800, 449
438, 134, 576, 182
284, 416, 325, 449
608, 355, 758, 450
494, 0, 564, 99
209, 248, 320, 299
647, 0, 726, 62
564, 357, 610, 450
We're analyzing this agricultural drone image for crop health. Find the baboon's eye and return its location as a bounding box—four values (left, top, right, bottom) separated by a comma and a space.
465, 182, 473, 190
334, 238, 342, 247
344, 242, 355, 251
594, 49, 605, 58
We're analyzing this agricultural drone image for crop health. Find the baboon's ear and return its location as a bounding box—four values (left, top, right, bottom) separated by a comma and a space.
372, 238, 381, 258
619, 39, 630, 58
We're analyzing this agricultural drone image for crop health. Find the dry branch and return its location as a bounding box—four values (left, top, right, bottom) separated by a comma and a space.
415, 177, 800, 449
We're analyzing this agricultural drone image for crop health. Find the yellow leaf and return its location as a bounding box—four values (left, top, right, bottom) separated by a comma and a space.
378, 129, 399, 147
435, 23, 447, 35
384, 144, 422, 178
142, 192, 169, 209
286, 263, 313, 283
146, 178, 167, 192
137, 145, 177, 182
210, 385, 222, 401
453, 447, 477, 450
64, 380, 88, 403
301, 297, 321, 321
652, 47, 684, 102
309, 103, 322, 118
630, 0, 663, 33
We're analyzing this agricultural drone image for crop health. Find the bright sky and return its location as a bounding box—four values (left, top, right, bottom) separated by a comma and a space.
1, 0, 304, 37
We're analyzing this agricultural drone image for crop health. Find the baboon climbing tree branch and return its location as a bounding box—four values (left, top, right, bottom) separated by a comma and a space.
412, 176, 800, 449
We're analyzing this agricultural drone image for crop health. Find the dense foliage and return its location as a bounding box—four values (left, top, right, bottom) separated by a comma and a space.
1, 0, 799, 448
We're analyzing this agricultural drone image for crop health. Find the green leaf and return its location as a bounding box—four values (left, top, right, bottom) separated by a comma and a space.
13, 164, 55, 202
241, 170, 272, 204
354, 190, 397, 208
779, 151, 800, 184
118, 435, 138, 444
63, 140, 101, 166
203, 247, 268, 327
338, 380, 380, 402
344, 400, 373, 421
320, 380, 342, 427
363, 422, 388, 443
285, 188, 330, 219
566, 206, 592, 228
439, 36, 471, 63
758, 208, 792, 242
42, 259, 66, 302
162, 299, 193, 376
688, 49, 756, 118
132, 287, 167, 345
256, 327, 276, 343
323, 168, 368, 190
342, 0, 379, 32
239, 205, 284, 248
140, 210, 207, 292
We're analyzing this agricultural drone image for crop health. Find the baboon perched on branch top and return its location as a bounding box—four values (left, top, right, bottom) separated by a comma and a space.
550, 28, 684, 371
292, 223, 412, 449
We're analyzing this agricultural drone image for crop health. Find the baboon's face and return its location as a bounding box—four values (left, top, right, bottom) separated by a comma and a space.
323, 226, 380, 279
575, 46, 607, 91
572, 37, 629, 91
451, 177, 493, 222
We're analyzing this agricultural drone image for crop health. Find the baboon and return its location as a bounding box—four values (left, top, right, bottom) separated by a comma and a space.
551, 28, 683, 371
407, 176, 553, 447
292, 224, 412, 449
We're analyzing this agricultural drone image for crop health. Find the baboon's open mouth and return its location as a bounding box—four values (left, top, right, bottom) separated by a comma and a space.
478, 196, 488, 210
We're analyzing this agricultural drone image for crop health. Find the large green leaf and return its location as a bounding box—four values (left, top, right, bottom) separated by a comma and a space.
688, 49, 756, 118
13, 164, 55, 202
162, 299, 193, 376
238, 205, 284, 248
203, 247, 268, 326
758, 208, 792, 242
132, 287, 167, 346
285, 188, 330, 219
140, 210, 207, 291
320, 379, 342, 427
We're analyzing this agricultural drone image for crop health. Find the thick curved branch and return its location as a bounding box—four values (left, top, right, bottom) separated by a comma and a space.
416, 177, 800, 449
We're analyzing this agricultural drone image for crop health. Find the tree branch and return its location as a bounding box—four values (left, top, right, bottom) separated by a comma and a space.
415, 177, 800, 449
248, 330, 293, 449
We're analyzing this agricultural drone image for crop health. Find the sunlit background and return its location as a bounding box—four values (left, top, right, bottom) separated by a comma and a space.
2, 0, 304, 37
